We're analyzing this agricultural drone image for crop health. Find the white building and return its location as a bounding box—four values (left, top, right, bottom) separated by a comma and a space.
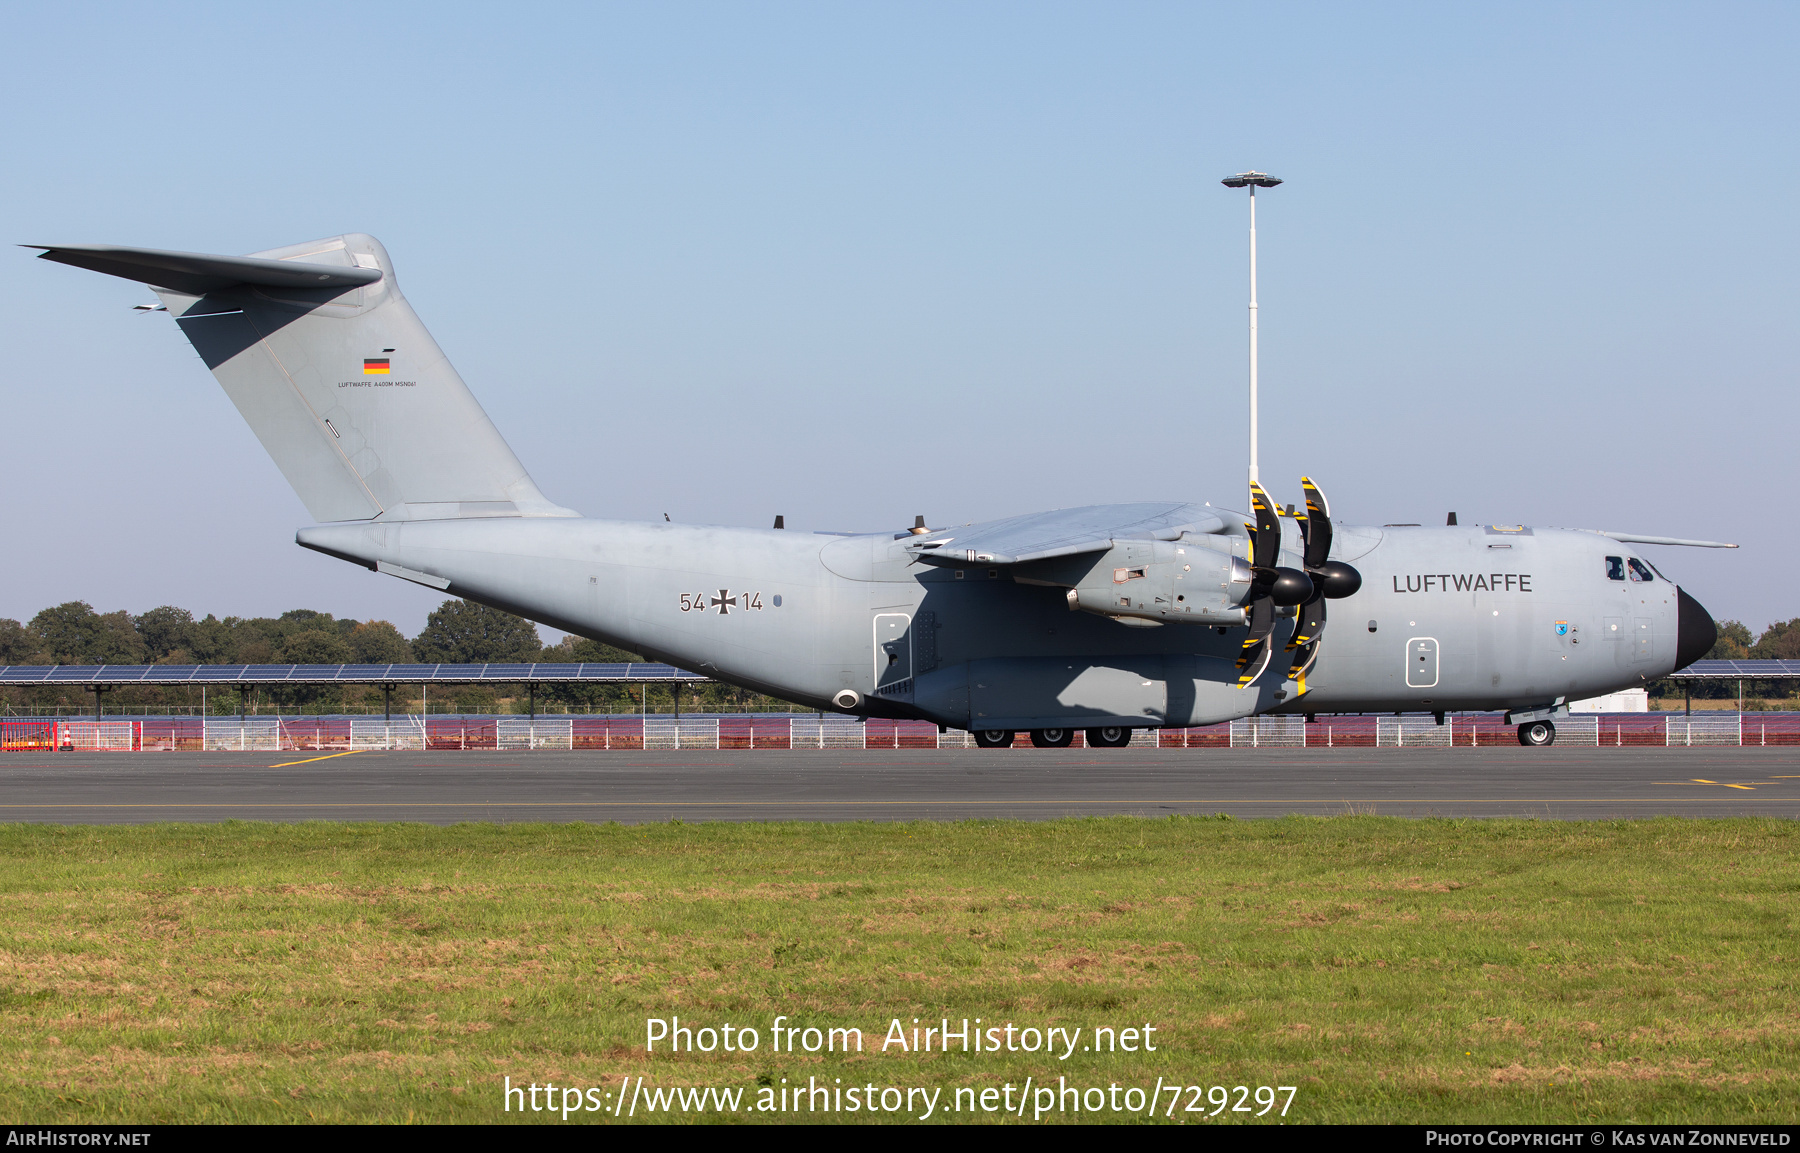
1568, 687, 1650, 712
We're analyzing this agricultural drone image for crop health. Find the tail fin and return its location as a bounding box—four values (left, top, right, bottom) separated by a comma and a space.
33, 234, 577, 523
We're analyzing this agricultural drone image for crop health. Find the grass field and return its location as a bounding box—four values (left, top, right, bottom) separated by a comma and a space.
0, 817, 1795, 1124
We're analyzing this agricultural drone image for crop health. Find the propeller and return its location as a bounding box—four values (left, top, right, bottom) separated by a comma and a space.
1283, 477, 1363, 680
1236, 482, 1314, 687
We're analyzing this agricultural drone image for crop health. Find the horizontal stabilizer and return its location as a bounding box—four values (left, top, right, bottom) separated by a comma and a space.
27, 243, 382, 296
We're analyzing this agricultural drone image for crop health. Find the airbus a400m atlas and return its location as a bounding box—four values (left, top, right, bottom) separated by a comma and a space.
32, 234, 1729, 747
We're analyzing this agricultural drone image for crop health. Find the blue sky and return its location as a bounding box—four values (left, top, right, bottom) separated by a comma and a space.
2, 2, 1794, 637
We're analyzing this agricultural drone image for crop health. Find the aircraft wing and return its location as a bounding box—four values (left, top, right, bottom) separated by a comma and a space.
1594, 531, 1738, 549
907, 502, 1227, 567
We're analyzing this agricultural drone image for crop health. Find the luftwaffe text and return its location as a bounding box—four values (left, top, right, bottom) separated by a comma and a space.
1391, 573, 1532, 593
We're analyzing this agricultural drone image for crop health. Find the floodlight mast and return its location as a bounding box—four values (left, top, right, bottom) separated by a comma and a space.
1221, 171, 1282, 491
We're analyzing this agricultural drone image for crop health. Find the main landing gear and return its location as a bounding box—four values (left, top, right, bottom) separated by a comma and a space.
974, 727, 1135, 748
1517, 720, 1557, 747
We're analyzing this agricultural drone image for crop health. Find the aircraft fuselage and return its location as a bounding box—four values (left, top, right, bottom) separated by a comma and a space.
298, 511, 1697, 731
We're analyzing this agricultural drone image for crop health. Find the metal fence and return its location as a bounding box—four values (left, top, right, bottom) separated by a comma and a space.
6, 713, 1799, 752
1228, 716, 1307, 748
1664, 716, 1742, 746
1157, 713, 1791, 749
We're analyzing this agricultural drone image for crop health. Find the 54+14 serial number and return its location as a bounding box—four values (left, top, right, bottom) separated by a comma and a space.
681, 590, 763, 615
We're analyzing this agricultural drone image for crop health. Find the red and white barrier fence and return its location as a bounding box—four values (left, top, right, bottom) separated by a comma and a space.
1, 714, 1792, 752
1, 721, 142, 752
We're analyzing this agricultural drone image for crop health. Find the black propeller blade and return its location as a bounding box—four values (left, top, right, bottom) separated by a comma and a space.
1237, 482, 1311, 687
1249, 481, 1282, 571
1301, 475, 1332, 570
1299, 476, 1362, 599
1284, 479, 1329, 679
1248, 482, 1313, 606
1285, 477, 1363, 681
1236, 596, 1278, 687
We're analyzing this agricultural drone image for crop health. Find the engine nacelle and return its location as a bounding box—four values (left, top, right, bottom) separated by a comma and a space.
1018, 535, 1257, 627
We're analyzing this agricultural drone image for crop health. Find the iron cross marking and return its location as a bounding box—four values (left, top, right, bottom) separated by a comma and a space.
711, 589, 737, 615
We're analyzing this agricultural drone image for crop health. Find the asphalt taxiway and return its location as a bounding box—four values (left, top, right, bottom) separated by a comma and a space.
0, 746, 1795, 823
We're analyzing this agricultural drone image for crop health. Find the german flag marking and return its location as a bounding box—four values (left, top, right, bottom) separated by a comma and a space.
363, 358, 391, 375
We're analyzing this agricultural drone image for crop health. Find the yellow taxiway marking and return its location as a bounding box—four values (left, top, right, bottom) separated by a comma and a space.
1690, 778, 1755, 790
267, 751, 361, 768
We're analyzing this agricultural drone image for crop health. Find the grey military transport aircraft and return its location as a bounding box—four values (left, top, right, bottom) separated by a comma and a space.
32, 234, 1730, 747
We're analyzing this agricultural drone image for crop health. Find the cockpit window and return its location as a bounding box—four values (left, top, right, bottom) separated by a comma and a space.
1605, 556, 1626, 581
1628, 558, 1654, 582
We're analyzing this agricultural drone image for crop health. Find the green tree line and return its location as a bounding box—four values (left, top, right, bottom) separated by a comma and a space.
1663, 618, 1800, 703
8, 600, 1781, 715
0, 600, 796, 715
1706, 619, 1800, 661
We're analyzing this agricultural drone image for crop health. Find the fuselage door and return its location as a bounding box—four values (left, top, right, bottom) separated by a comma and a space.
1406, 636, 1440, 688
874, 612, 913, 695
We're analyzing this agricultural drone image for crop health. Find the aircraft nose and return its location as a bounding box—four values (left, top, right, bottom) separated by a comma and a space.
1674, 587, 1716, 671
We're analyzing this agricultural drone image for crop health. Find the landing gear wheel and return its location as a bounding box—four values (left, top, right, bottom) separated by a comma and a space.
1029, 728, 1073, 748
1517, 720, 1557, 747
974, 729, 1015, 749
1085, 726, 1132, 748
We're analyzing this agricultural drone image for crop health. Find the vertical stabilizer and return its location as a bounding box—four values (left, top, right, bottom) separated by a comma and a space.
33, 235, 577, 523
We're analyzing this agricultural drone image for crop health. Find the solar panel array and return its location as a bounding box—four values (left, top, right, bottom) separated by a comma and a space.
1668, 660, 1800, 679
0, 663, 709, 685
